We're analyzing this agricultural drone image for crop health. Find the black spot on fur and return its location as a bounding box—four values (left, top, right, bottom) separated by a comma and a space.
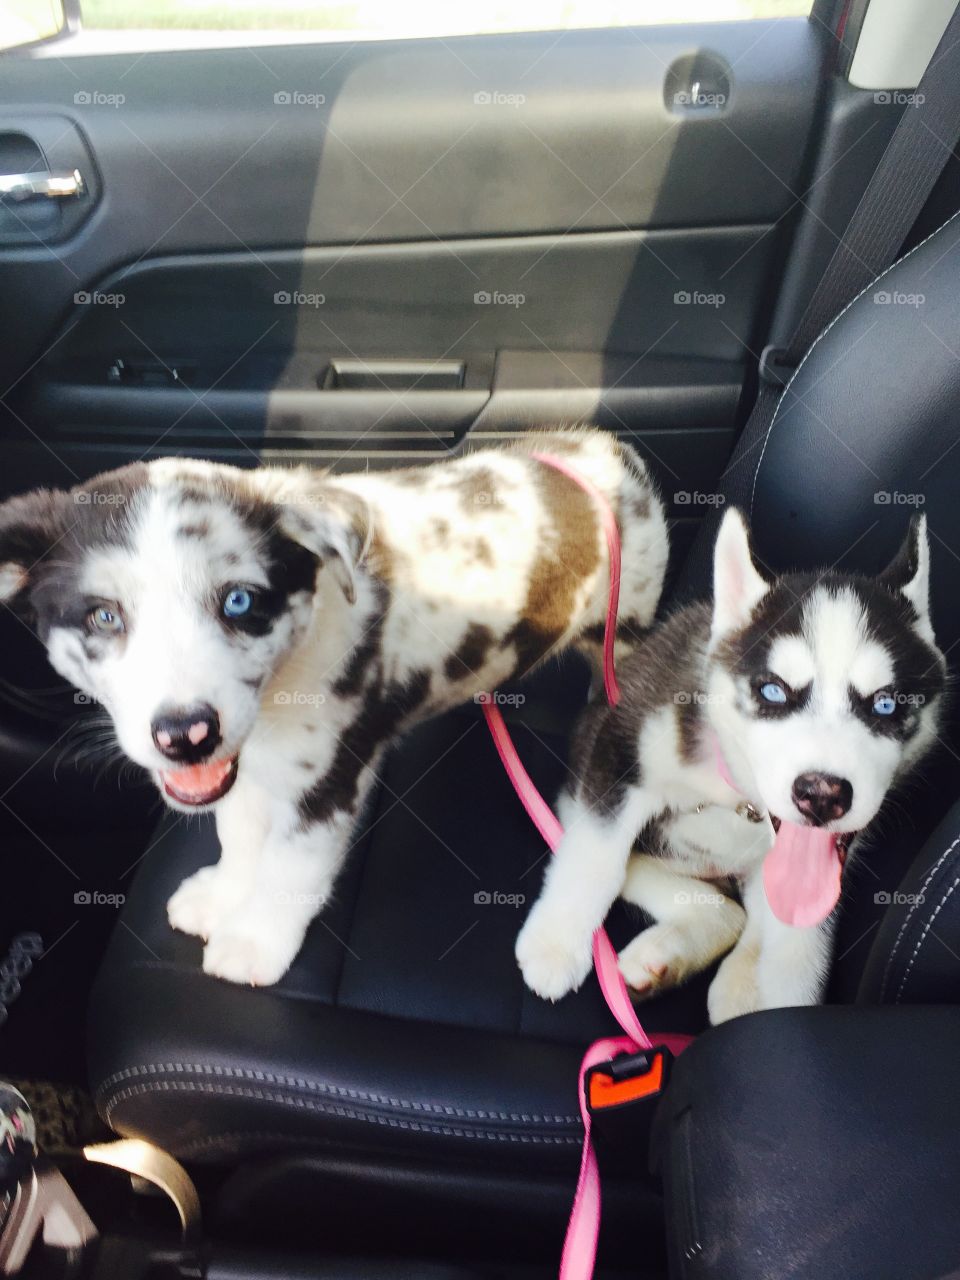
0, 464, 151, 635
298, 669, 430, 825
444, 623, 495, 680
331, 581, 389, 698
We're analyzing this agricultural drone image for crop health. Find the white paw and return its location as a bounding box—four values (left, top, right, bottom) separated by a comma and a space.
167, 867, 246, 940
707, 943, 760, 1025
515, 913, 593, 1002
618, 924, 699, 999
202, 924, 302, 987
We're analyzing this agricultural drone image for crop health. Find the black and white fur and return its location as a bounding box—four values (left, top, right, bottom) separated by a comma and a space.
0, 429, 667, 986
516, 508, 946, 1023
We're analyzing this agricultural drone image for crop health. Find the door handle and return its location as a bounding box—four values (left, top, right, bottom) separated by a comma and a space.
0, 169, 85, 202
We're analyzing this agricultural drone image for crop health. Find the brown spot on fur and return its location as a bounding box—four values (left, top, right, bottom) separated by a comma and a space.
501, 466, 600, 676
444, 623, 495, 680
472, 538, 494, 567
178, 520, 210, 539
458, 467, 500, 514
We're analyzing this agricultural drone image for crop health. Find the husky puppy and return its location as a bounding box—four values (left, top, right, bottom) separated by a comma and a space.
0, 429, 666, 986
516, 508, 946, 1023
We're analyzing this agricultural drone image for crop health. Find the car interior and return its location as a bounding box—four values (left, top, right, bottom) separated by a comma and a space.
1, 0, 960, 1276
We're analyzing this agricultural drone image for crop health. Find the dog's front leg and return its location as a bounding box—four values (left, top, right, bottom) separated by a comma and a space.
167, 774, 271, 941
200, 792, 362, 986
516, 787, 657, 1001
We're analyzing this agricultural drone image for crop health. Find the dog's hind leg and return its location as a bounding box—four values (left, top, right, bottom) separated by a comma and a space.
617, 854, 745, 999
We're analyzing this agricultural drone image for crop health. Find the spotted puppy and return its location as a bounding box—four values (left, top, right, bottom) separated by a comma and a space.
0, 428, 666, 985
517, 507, 945, 1023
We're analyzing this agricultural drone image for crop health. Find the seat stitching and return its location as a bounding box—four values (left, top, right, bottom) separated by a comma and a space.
879, 833, 960, 1000
94, 1061, 578, 1125
101, 1081, 581, 1144
895, 872, 960, 1003
749, 205, 960, 518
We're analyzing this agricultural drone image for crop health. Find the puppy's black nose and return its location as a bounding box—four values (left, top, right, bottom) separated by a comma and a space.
791, 772, 853, 826
151, 704, 221, 763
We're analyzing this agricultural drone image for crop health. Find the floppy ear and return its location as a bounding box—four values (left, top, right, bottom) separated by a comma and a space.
710, 506, 771, 646
256, 471, 366, 606
879, 514, 934, 642
0, 489, 70, 608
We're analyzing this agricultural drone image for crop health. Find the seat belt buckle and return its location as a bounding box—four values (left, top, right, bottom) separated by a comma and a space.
758, 345, 795, 388
585, 1046, 673, 1145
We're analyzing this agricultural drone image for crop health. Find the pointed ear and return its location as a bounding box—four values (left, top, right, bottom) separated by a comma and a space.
0, 489, 71, 608
256, 472, 366, 606
710, 507, 771, 645
880, 514, 934, 642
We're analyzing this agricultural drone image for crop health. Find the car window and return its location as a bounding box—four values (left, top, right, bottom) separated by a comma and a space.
79, 0, 813, 40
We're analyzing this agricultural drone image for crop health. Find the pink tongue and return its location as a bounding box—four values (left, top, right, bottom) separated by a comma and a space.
161, 758, 231, 799
763, 821, 842, 928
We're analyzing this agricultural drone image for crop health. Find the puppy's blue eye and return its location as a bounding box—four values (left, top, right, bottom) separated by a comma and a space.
88, 605, 123, 635
873, 692, 897, 716
223, 588, 254, 619
760, 681, 788, 704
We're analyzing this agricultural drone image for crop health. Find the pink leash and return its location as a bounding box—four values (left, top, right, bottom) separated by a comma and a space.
481, 451, 692, 1280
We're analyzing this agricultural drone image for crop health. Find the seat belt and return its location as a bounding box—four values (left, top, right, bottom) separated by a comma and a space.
748, 0, 960, 452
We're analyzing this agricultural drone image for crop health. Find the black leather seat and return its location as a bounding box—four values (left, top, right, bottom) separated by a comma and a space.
88, 210, 960, 1263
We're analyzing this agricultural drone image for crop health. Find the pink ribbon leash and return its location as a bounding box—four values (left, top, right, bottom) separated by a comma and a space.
481, 451, 691, 1280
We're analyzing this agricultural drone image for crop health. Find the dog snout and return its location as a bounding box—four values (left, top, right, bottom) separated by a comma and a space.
151, 704, 221, 763
791, 772, 853, 826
